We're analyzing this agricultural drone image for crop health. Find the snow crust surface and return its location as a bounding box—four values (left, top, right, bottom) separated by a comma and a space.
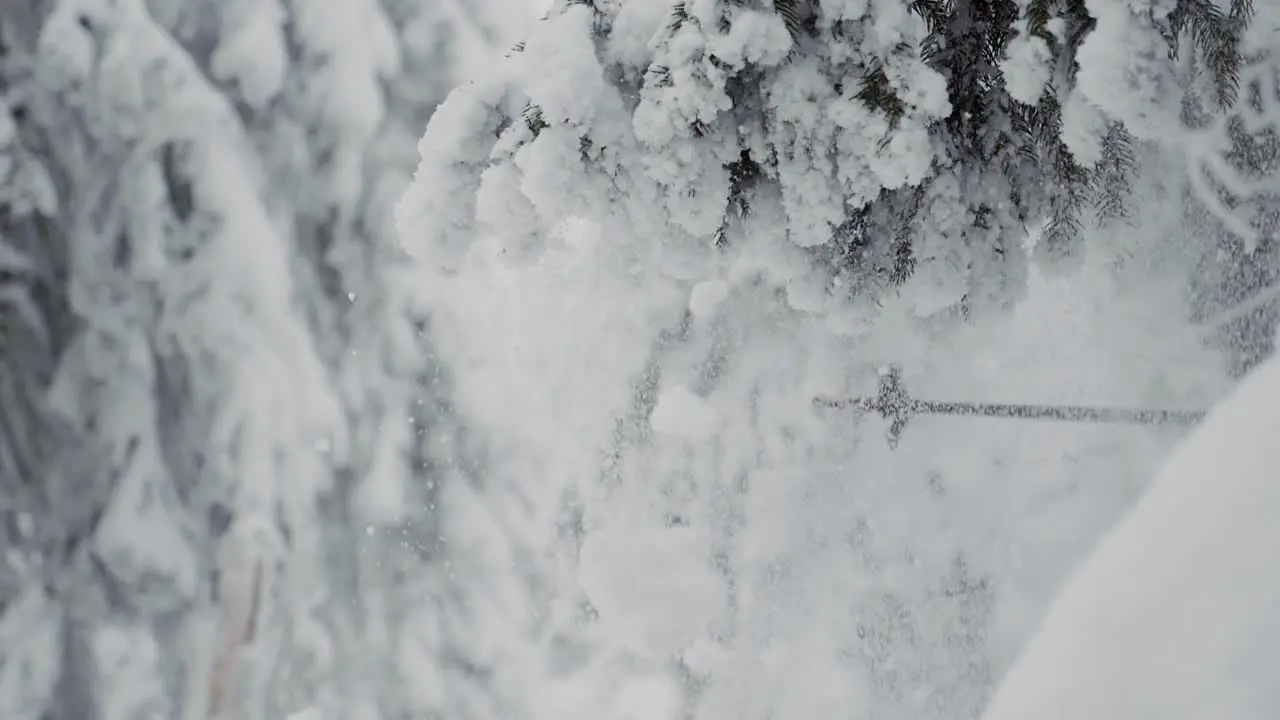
982, 352, 1280, 720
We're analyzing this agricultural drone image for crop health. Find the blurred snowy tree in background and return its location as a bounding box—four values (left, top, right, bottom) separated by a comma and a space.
0, 0, 535, 717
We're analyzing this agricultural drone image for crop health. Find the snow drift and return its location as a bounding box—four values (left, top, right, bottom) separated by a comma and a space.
982, 352, 1280, 720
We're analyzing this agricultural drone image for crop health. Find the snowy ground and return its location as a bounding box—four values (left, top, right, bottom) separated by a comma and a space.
982, 341, 1280, 720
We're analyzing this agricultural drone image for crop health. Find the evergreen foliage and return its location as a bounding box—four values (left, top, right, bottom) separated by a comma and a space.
0, 0, 514, 717
431, 0, 1258, 318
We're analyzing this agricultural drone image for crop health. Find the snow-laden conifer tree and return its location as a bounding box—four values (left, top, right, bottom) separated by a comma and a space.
26, 1, 345, 717
1173, 0, 1280, 375
398, 1, 1260, 718
0, 0, 521, 717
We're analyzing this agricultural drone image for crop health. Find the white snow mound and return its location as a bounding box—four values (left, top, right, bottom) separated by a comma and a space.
981, 353, 1280, 720
688, 280, 730, 319
650, 385, 721, 439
